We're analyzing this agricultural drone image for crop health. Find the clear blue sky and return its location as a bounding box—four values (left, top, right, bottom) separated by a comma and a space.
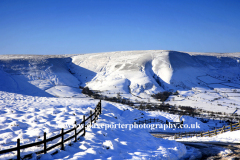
0, 0, 240, 55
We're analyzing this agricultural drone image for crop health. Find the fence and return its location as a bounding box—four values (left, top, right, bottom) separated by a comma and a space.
0, 100, 102, 160
133, 105, 240, 123
174, 120, 240, 139
134, 118, 165, 125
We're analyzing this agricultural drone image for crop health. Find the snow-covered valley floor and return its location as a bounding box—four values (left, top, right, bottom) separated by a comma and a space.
1, 51, 240, 159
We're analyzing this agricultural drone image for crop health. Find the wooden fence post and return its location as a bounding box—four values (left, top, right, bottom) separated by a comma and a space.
61, 128, 64, 150
230, 123, 233, 131
97, 106, 100, 117
100, 100, 101, 114
97, 104, 99, 116
94, 110, 97, 123
17, 138, 20, 160
90, 110, 93, 126
74, 121, 77, 142
215, 128, 217, 135
223, 125, 225, 133
201, 132, 203, 137
83, 115, 86, 136
44, 132, 47, 154
74, 127, 77, 142
95, 108, 98, 121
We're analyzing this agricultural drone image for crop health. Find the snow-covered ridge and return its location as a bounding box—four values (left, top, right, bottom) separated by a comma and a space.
1, 50, 240, 105
1, 50, 240, 102
1, 50, 240, 98
69, 50, 240, 96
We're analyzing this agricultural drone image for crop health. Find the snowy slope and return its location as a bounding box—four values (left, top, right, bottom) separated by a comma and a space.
69, 50, 240, 113
0, 91, 188, 160
0, 53, 190, 159
0, 55, 83, 98
69, 51, 165, 96
2, 51, 240, 101
47, 101, 187, 160
69, 50, 240, 93
1, 51, 240, 159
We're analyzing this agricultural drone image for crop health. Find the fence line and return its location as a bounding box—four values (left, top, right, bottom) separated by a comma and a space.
0, 100, 102, 160
133, 118, 165, 125
133, 105, 240, 123
174, 120, 240, 139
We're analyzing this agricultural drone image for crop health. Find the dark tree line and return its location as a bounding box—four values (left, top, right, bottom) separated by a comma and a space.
81, 87, 240, 123
151, 91, 172, 102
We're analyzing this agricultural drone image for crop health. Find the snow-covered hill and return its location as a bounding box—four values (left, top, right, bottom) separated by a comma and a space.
1, 51, 240, 159
68, 50, 240, 114
1, 50, 240, 99
69, 50, 240, 94
0, 55, 83, 98
1, 50, 240, 112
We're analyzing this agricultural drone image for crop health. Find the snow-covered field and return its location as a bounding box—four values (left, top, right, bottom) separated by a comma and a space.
1, 50, 240, 159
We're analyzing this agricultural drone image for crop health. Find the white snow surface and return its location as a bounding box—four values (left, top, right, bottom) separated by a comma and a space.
69, 51, 240, 114
0, 53, 190, 159
175, 130, 240, 143
69, 50, 240, 94
0, 92, 187, 159
1, 51, 240, 159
